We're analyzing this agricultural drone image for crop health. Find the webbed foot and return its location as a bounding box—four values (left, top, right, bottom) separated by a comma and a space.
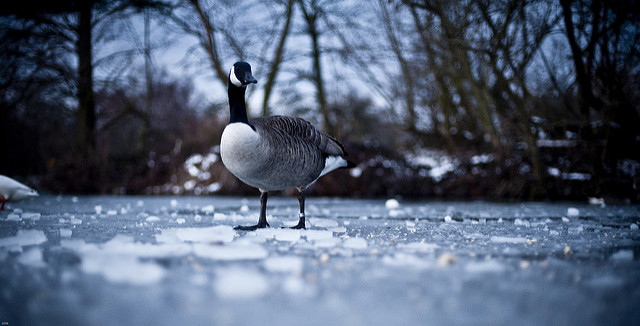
234, 221, 270, 231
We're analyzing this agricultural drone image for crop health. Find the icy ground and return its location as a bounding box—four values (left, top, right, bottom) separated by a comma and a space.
1, 196, 639, 325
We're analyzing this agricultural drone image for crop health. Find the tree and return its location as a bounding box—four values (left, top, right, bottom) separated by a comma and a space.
560, 0, 640, 191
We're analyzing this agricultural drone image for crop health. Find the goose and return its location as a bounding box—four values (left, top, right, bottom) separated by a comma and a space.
220, 62, 355, 230
0, 175, 39, 210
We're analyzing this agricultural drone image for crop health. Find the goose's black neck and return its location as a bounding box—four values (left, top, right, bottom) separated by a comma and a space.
228, 82, 249, 124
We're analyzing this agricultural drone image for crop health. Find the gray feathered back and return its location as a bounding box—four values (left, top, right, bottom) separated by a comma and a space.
252, 116, 347, 157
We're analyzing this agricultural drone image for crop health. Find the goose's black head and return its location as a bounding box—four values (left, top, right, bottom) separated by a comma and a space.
229, 62, 258, 88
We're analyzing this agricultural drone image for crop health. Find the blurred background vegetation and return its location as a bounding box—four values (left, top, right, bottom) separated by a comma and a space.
1, 0, 639, 202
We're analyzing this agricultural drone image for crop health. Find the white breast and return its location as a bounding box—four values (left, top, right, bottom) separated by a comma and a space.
220, 123, 265, 183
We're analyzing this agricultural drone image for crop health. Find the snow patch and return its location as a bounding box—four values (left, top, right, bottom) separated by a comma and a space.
567, 207, 579, 217
385, 199, 400, 209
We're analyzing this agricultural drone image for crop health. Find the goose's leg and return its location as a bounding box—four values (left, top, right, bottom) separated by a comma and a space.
291, 190, 306, 229
235, 191, 270, 230
0, 198, 6, 211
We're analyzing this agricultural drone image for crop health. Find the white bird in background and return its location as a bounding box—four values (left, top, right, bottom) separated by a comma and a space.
0, 175, 39, 210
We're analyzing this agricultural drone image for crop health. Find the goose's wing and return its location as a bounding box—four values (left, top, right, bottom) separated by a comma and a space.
252, 116, 347, 157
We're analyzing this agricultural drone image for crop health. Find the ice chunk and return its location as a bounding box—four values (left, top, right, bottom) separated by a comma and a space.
255, 229, 301, 242
213, 213, 227, 221
193, 243, 268, 260
385, 199, 400, 209
562, 217, 570, 223
101, 235, 191, 257
312, 238, 341, 248
384, 253, 433, 269
170, 199, 178, 207
21, 212, 41, 220
444, 215, 454, 223
587, 275, 624, 288
107, 210, 117, 216
437, 253, 457, 266
283, 276, 313, 296
215, 268, 269, 301
567, 207, 579, 217
343, 237, 367, 249
490, 236, 528, 244
263, 256, 304, 273
303, 230, 334, 241
328, 226, 347, 233
176, 218, 186, 224
465, 260, 505, 273
157, 226, 236, 244
81, 254, 165, 286
146, 216, 160, 222
568, 225, 584, 235
201, 205, 215, 214
0, 230, 47, 247
59, 228, 72, 237
309, 218, 338, 228
399, 242, 439, 253
240, 204, 250, 212
17, 247, 46, 267
94, 205, 102, 214
6, 213, 21, 221
610, 250, 634, 261
630, 223, 638, 230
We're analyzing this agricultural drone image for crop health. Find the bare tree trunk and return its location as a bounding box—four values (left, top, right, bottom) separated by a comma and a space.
138, 9, 153, 153
188, 0, 228, 88
379, 0, 417, 131
299, 0, 333, 135
261, 0, 294, 117
77, 0, 96, 162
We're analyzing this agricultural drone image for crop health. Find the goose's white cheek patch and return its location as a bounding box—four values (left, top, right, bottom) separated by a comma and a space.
229, 66, 244, 87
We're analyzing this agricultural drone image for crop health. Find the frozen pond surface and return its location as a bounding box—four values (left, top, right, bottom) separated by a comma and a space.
1, 196, 639, 325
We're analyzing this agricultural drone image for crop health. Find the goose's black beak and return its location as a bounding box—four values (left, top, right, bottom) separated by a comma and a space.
244, 74, 257, 85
